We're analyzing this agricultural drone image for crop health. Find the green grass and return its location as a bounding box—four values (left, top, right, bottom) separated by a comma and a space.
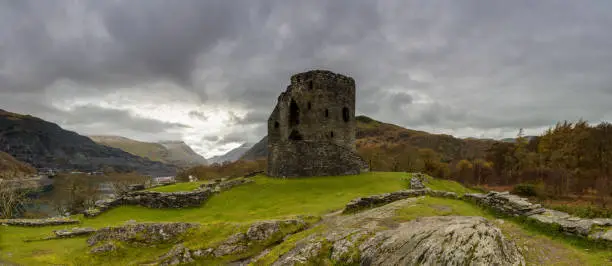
394, 196, 495, 221
146, 181, 205, 192
3, 172, 611, 265
0, 172, 408, 265
423, 176, 481, 195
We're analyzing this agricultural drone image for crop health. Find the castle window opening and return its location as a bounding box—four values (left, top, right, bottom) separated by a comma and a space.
274, 121, 279, 128
289, 129, 303, 140
325, 108, 329, 118
308, 102, 312, 110
342, 107, 350, 122
330, 131, 334, 138
289, 99, 300, 126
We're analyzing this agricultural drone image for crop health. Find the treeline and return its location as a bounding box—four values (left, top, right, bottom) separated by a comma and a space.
485, 121, 612, 207
177, 159, 267, 182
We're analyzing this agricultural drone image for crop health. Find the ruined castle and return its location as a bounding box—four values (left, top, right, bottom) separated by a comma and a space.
267, 70, 368, 177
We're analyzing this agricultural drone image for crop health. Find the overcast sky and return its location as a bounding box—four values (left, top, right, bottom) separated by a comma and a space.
1, 0, 612, 157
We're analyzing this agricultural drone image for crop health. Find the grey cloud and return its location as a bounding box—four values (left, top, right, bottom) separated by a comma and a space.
202, 135, 220, 142
188, 111, 208, 121
60, 105, 190, 134
2, 0, 612, 151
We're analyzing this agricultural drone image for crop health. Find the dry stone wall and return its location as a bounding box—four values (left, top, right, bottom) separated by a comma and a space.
343, 188, 612, 244
84, 178, 253, 217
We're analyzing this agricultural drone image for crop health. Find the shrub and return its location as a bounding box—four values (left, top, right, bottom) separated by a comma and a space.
512, 183, 539, 197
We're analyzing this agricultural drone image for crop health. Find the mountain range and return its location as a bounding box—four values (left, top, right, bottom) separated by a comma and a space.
89, 136, 207, 168
0, 109, 176, 176
207, 143, 254, 164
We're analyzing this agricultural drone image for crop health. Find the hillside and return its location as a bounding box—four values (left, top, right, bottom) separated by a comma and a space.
1, 173, 609, 265
240, 115, 498, 163
0, 151, 36, 180
208, 142, 254, 164
89, 136, 207, 168
0, 109, 176, 176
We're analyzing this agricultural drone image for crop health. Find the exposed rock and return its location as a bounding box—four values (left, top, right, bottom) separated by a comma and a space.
246, 219, 305, 242
157, 244, 195, 266
90, 242, 118, 254
359, 216, 525, 266
343, 189, 429, 213
272, 241, 324, 266
87, 222, 199, 247
213, 233, 249, 257
0, 217, 79, 227
53, 227, 96, 238
156, 219, 307, 265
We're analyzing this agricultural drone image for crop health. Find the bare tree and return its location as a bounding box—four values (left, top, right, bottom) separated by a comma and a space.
0, 180, 31, 218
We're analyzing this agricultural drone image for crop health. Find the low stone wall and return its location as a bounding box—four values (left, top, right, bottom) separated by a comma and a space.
0, 217, 80, 227
463, 191, 545, 216
343, 189, 447, 213
465, 191, 612, 242
84, 178, 254, 217
343, 188, 612, 243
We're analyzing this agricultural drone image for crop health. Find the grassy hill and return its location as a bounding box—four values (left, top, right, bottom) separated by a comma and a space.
241, 115, 498, 163
0, 151, 36, 179
89, 136, 207, 169
1, 172, 609, 265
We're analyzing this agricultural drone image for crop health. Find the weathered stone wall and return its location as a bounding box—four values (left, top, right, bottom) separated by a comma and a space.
267, 70, 367, 177
268, 141, 368, 177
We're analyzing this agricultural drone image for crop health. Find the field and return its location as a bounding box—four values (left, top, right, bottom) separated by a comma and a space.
1, 172, 610, 265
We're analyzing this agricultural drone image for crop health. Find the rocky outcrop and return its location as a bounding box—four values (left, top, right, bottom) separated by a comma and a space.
156, 219, 307, 265
87, 222, 199, 251
0, 217, 79, 227
267, 198, 525, 266
359, 216, 524, 265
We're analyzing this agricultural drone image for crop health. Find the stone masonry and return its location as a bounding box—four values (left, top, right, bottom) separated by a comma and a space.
267, 70, 368, 177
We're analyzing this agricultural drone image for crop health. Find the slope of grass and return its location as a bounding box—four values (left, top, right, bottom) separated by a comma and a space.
146, 181, 205, 192
0, 172, 407, 265
2, 172, 611, 265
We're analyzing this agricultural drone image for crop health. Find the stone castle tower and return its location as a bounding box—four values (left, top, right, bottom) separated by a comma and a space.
267, 70, 368, 177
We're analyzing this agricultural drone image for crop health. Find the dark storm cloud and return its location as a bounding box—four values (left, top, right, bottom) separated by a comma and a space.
2, 0, 612, 150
